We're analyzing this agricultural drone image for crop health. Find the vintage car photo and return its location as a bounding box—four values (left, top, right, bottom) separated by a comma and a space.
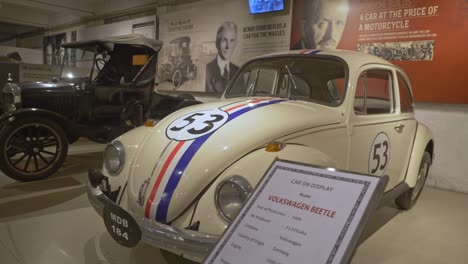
158, 36, 198, 89
0, 34, 200, 182
87, 49, 434, 262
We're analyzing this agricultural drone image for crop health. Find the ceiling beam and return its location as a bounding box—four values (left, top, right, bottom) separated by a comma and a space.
0, 16, 48, 28
0, 3, 51, 28
1, 0, 95, 16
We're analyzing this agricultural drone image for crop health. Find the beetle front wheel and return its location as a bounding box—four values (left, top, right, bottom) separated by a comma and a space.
0, 117, 69, 182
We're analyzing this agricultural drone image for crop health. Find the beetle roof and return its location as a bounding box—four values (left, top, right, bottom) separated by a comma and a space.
254, 49, 394, 68
61, 34, 163, 52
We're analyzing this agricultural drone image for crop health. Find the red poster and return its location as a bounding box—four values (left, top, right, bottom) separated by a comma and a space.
291, 0, 468, 104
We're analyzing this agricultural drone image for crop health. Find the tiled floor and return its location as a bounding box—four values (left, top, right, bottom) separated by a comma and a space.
1, 140, 467, 264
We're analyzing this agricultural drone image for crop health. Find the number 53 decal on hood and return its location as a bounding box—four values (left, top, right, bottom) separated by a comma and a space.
166, 109, 229, 141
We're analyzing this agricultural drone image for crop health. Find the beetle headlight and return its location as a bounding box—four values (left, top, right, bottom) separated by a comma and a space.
104, 141, 125, 175
215, 175, 253, 222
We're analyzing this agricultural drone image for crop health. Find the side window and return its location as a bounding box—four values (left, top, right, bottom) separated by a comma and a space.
327, 78, 346, 100
254, 68, 277, 95
354, 73, 366, 113
354, 69, 394, 115
397, 72, 414, 113
230, 70, 253, 96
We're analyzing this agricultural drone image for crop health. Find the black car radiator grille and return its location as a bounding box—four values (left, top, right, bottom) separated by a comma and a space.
23, 96, 76, 118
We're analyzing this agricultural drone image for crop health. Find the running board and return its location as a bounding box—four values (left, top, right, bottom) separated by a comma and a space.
379, 182, 410, 208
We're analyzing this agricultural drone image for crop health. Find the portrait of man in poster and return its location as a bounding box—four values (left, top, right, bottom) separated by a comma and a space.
292, 0, 349, 50
205, 21, 239, 93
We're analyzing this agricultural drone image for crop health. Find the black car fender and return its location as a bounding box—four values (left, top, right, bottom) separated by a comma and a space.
173, 99, 202, 111
0, 108, 77, 143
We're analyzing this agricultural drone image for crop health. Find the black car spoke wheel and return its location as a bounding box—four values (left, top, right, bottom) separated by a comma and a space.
0, 117, 69, 181
6, 124, 60, 173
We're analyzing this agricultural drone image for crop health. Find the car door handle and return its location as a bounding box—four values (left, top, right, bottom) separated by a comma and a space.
394, 124, 405, 133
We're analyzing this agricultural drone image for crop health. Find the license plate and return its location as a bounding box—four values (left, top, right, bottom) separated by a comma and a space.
103, 203, 141, 247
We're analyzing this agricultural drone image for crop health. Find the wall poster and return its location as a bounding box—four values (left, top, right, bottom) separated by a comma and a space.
157, 0, 291, 94
133, 21, 156, 39
291, 0, 468, 104
43, 33, 67, 66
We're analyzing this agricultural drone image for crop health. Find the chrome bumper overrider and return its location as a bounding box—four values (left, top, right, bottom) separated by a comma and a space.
86, 181, 219, 262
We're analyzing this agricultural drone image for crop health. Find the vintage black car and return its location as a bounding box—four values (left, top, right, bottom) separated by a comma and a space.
0, 34, 200, 182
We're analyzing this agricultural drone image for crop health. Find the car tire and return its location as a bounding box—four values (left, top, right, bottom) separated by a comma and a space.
0, 117, 69, 182
395, 151, 431, 210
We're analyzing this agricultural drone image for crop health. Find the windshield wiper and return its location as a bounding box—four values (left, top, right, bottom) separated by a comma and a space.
285, 65, 297, 99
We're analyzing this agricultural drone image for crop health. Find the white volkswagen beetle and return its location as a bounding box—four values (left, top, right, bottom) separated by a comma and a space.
87, 50, 433, 262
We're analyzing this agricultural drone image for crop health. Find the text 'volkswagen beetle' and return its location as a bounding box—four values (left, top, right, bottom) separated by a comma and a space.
87, 50, 434, 262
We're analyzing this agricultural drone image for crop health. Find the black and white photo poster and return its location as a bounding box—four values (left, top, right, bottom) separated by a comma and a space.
204, 160, 387, 264
157, 0, 291, 94
43, 33, 67, 65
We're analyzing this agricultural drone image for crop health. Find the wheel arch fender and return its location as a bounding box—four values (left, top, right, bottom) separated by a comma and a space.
188, 143, 337, 235
273, 144, 337, 168
223, 143, 338, 186
0, 108, 75, 142
232, 143, 338, 184
405, 123, 434, 188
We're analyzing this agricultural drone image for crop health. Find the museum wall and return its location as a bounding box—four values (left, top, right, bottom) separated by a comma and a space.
415, 104, 468, 193
77, 15, 156, 41
0, 38, 17, 47
0, 46, 42, 64
28, 15, 155, 67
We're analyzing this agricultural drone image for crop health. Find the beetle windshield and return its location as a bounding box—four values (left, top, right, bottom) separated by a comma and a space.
225, 57, 347, 106
60, 47, 96, 80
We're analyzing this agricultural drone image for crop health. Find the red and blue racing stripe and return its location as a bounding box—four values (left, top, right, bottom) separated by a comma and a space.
144, 98, 287, 223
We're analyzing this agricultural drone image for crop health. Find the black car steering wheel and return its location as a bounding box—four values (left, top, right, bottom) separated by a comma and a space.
94, 58, 120, 83
95, 57, 107, 71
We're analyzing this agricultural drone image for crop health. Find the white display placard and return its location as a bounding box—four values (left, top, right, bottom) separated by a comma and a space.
204, 159, 387, 264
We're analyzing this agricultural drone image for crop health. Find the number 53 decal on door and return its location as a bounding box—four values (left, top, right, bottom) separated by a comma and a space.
368, 132, 390, 176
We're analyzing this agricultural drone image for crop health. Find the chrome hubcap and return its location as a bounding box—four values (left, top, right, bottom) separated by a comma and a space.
412, 162, 428, 200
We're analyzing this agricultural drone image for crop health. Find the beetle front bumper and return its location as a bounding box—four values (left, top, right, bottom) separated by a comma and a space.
86, 169, 219, 263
